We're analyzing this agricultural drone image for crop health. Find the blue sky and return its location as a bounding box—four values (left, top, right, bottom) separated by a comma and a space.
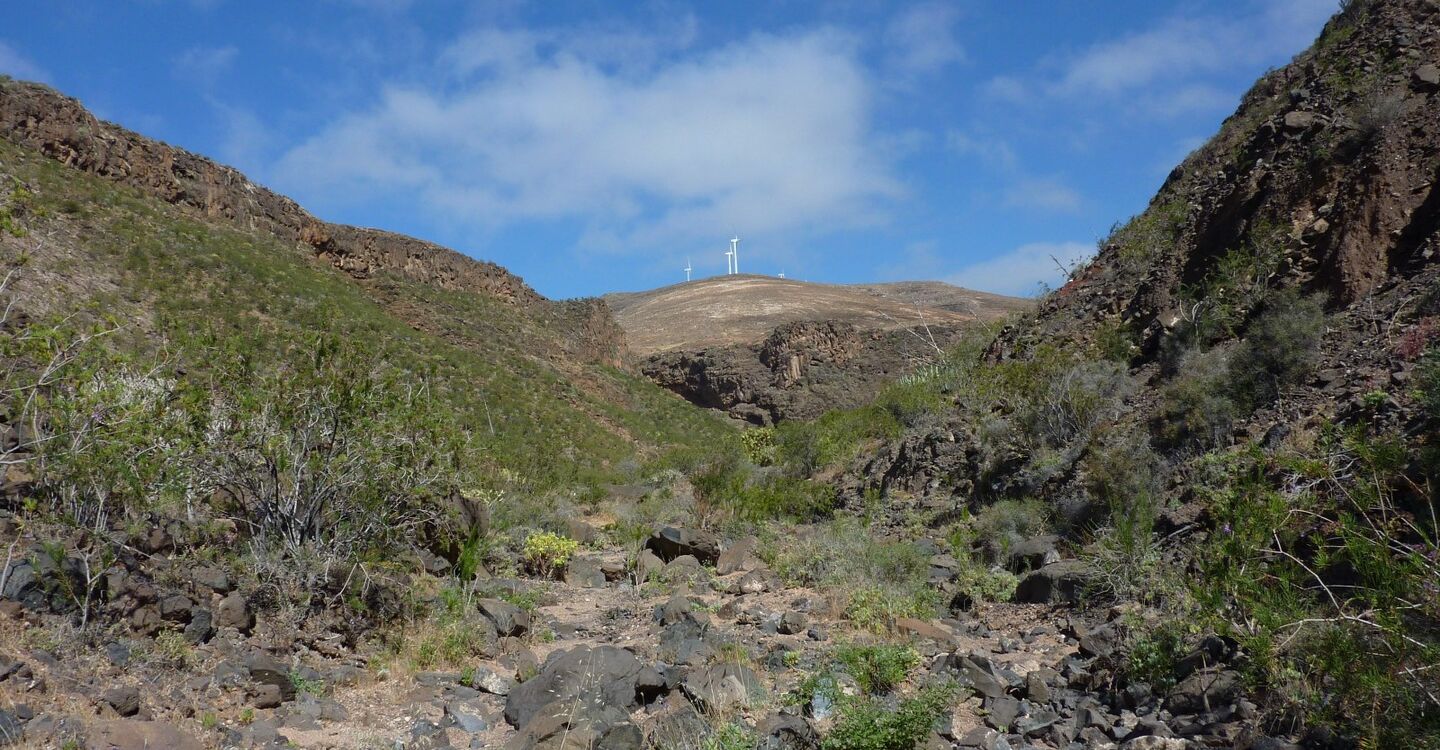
2, 1, 1335, 299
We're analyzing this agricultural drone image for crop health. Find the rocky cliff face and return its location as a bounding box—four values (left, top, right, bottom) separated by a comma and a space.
0, 79, 628, 364
644, 320, 967, 425
1005, 0, 1440, 361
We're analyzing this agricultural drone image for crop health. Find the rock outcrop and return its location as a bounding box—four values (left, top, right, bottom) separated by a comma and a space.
643, 320, 972, 424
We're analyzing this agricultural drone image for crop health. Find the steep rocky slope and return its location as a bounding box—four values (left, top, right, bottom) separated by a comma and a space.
607, 276, 1027, 424
800, 1, 1440, 745
0, 79, 625, 366
1006, 0, 1440, 361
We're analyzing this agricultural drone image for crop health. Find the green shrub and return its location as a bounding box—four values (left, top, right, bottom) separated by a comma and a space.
689, 452, 835, 524
1022, 360, 1132, 449
844, 586, 941, 633
521, 532, 580, 578
740, 427, 777, 466
1092, 319, 1138, 363
775, 406, 900, 475
1417, 346, 1440, 419
1100, 200, 1188, 274
704, 722, 758, 750
1155, 346, 1237, 449
200, 334, 463, 558
1227, 290, 1326, 407
1123, 623, 1187, 692
952, 564, 1019, 604
834, 644, 921, 695
763, 522, 941, 630
821, 683, 955, 750
1186, 435, 1440, 747
971, 498, 1050, 563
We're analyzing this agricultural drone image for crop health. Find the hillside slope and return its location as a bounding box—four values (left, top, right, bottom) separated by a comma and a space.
787, 1, 1440, 744
0, 80, 731, 492
607, 275, 1027, 424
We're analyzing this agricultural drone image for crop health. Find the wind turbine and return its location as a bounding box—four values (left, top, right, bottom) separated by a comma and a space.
730, 236, 740, 274
724, 247, 734, 275
684, 258, 692, 282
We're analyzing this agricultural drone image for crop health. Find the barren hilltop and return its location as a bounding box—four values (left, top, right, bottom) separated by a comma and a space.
606, 275, 1026, 356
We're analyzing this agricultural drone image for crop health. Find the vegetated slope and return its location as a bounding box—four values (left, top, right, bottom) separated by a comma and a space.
606, 275, 1028, 424
0, 80, 732, 492
772, 0, 1439, 745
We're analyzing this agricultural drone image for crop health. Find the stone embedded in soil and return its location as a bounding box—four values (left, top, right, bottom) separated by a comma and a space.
715, 537, 759, 574
1013, 560, 1093, 605
503, 645, 650, 729
680, 662, 763, 712
478, 598, 531, 638
101, 686, 141, 717
443, 701, 491, 733
506, 699, 642, 750
470, 666, 516, 696
1164, 668, 1243, 716
244, 652, 296, 702
213, 592, 253, 632
645, 526, 720, 564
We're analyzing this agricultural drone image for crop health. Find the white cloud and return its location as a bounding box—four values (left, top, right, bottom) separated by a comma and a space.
0, 41, 48, 83
443, 16, 700, 78
946, 241, 1093, 296
987, 0, 1337, 118
884, 3, 964, 76
173, 45, 238, 87
276, 27, 900, 253
946, 129, 1017, 171
1003, 176, 1083, 214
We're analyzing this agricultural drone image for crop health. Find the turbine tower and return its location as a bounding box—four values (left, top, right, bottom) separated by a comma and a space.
724, 247, 734, 275
730, 236, 740, 274
684, 258, 692, 282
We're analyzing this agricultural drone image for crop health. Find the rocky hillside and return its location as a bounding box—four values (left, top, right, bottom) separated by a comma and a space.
795, 0, 1440, 745
0, 79, 625, 366
0, 2, 1437, 750
1009, 0, 1440, 361
0, 80, 731, 495
607, 276, 1027, 424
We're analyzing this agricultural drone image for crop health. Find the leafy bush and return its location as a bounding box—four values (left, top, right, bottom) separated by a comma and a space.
970, 498, 1050, 563
201, 335, 462, 559
763, 521, 940, 631
1092, 319, 1138, 363
1022, 360, 1132, 449
1155, 346, 1237, 449
689, 451, 835, 524
774, 406, 900, 476
1187, 435, 1440, 746
521, 532, 580, 578
1081, 435, 1172, 601
704, 722, 758, 750
952, 563, 1019, 605
1227, 290, 1326, 407
739, 427, 777, 466
1417, 346, 1440, 419
1100, 200, 1188, 274
834, 644, 921, 695
821, 683, 955, 750
844, 586, 941, 633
